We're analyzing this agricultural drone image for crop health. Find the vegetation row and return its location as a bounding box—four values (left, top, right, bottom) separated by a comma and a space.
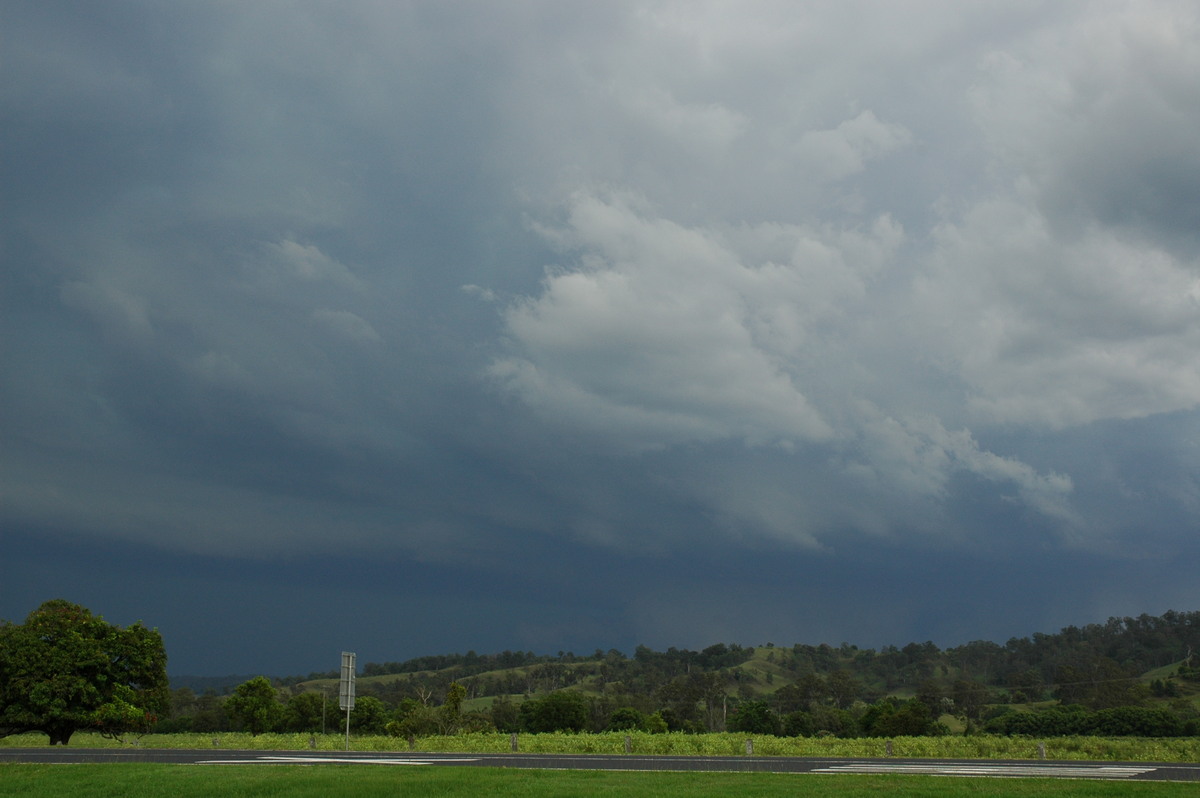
5, 599, 1200, 751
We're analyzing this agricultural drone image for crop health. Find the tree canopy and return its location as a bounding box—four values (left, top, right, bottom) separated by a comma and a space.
224, 676, 284, 735
0, 599, 169, 745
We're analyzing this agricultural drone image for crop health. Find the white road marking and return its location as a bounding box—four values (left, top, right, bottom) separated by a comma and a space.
195, 755, 481, 766
814, 763, 1156, 779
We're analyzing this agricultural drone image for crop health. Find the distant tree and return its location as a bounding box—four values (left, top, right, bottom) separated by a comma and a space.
826, 669, 862, 710
519, 691, 588, 733
489, 696, 520, 734
386, 699, 440, 738
607, 707, 646, 731
153, 687, 199, 733
776, 673, 825, 713
861, 699, 942, 737
346, 695, 390, 735
0, 600, 169, 745
915, 679, 950, 717
810, 706, 858, 738
190, 690, 231, 732
1055, 657, 1144, 709
782, 710, 814, 737
1006, 669, 1044, 702
728, 700, 781, 736
951, 679, 988, 722
643, 711, 669, 733
225, 677, 283, 735
439, 682, 467, 733
283, 692, 328, 733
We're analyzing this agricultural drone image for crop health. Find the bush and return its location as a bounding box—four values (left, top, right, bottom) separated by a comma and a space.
519, 691, 588, 733
1090, 707, 1184, 737
782, 711, 813, 737
607, 707, 646, 731
728, 701, 781, 736
986, 705, 1187, 737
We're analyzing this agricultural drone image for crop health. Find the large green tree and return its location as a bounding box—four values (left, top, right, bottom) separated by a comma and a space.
519, 690, 589, 733
283, 691, 328, 733
0, 600, 169, 745
225, 676, 284, 735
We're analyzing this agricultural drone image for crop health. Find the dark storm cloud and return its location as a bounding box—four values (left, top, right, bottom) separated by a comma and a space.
4, 1, 1200, 673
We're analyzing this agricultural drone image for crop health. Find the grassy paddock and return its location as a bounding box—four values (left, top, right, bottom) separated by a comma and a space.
3, 731, 1199, 762
0, 764, 1198, 798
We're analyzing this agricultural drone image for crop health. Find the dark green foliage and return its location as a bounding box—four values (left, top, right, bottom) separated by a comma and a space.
158, 608, 1200, 739
951, 679, 989, 721
825, 670, 863, 709
1150, 679, 1179, 697
728, 700, 781, 735
775, 673, 825, 712
810, 706, 858, 738
1091, 706, 1184, 737
346, 695, 391, 735
385, 682, 478, 738
607, 706, 647, 731
859, 699, 943, 737
1055, 658, 1148, 709
386, 700, 440, 738
225, 676, 283, 735
519, 690, 589, 733
490, 696, 520, 733
0, 600, 169, 745
283, 691, 329, 733
1177, 662, 1200, 682
986, 705, 1186, 737
363, 650, 550, 678
781, 710, 814, 737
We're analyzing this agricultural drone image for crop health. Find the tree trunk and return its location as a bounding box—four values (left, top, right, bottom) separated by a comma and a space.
47, 726, 74, 745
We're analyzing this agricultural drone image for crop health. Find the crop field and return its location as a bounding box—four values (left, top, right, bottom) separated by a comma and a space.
1, 764, 1199, 798
4, 731, 1200, 762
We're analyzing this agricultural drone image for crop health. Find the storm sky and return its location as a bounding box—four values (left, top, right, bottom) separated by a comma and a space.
4, 1, 1200, 676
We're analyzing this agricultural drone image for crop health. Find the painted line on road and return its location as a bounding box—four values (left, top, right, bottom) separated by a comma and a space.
814, 763, 1156, 779
195, 755, 482, 766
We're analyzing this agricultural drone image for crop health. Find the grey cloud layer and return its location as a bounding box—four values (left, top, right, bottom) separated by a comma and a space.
3, 1, 1200, 665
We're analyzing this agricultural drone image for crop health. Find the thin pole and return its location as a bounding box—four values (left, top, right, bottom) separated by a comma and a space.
344, 703, 351, 751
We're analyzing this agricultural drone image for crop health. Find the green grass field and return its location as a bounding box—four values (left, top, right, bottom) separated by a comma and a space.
5, 730, 1200, 762
0, 764, 1197, 798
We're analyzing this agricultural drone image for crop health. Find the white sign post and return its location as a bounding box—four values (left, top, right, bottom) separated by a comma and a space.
339, 651, 356, 751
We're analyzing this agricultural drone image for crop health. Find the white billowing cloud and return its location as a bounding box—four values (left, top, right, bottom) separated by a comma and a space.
917, 199, 1200, 427
850, 410, 1076, 525
491, 191, 907, 451
488, 183, 1085, 543
620, 85, 748, 152
912, 2, 1200, 429
259, 239, 365, 291
970, 4, 1200, 240
793, 110, 912, 183
311, 309, 381, 343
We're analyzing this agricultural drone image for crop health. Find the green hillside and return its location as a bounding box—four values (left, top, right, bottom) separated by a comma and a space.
161, 610, 1200, 738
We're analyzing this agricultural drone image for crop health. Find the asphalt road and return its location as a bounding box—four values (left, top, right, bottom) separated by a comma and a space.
3, 748, 1200, 781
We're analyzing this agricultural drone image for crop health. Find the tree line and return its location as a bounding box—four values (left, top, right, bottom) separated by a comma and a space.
5, 600, 1200, 744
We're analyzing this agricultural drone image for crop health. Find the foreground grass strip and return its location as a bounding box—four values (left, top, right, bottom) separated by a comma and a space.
1, 764, 1198, 798
5, 731, 1200, 762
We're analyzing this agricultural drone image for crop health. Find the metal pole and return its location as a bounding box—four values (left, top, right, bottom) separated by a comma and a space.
339, 651, 356, 751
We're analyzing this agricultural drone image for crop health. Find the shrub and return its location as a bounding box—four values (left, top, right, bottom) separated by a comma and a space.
519, 691, 588, 733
